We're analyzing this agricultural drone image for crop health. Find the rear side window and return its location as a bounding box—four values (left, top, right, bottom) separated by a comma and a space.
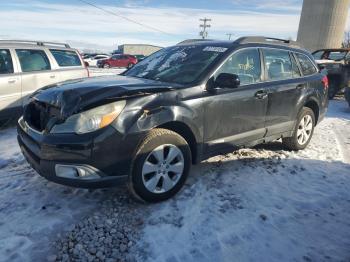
16, 49, 51, 72
295, 53, 317, 76
215, 48, 262, 85
50, 49, 82, 67
263, 49, 296, 81
291, 54, 301, 78
0, 49, 14, 74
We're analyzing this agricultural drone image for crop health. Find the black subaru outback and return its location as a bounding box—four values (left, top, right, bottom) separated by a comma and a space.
17, 37, 328, 202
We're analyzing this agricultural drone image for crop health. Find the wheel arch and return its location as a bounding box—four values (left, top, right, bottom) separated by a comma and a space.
158, 121, 198, 164
304, 99, 320, 125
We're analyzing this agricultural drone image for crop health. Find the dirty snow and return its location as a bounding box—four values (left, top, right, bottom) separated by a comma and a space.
0, 99, 349, 262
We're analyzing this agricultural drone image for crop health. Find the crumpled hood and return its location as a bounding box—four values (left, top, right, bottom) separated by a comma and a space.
31, 75, 181, 119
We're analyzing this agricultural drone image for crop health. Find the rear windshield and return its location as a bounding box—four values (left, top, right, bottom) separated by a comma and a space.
124, 45, 227, 84
313, 50, 348, 61
50, 49, 82, 67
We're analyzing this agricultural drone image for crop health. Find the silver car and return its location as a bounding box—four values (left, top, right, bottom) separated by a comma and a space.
0, 40, 89, 121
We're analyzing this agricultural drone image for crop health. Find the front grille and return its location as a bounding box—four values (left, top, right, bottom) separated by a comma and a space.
23, 101, 60, 132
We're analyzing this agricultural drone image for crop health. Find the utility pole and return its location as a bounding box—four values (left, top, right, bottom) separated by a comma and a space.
226, 33, 234, 40
199, 18, 211, 39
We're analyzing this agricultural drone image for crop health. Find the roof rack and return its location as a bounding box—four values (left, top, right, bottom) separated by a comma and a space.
234, 36, 301, 48
176, 39, 214, 45
0, 40, 70, 48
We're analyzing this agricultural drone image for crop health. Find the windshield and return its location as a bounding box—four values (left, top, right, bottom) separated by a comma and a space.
313, 50, 348, 61
124, 45, 227, 84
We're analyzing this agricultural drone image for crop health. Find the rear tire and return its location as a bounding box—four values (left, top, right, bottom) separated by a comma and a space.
328, 87, 337, 99
129, 128, 191, 203
345, 87, 350, 107
103, 63, 110, 69
282, 107, 315, 151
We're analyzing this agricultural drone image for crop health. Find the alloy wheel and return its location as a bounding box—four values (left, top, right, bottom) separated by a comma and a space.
297, 114, 313, 145
141, 144, 184, 194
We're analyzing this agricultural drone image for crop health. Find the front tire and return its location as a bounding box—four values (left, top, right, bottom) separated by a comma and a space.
127, 63, 134, 69
282, 107, 315, 151
129, 129, 191, 203
103, 63, 110, 69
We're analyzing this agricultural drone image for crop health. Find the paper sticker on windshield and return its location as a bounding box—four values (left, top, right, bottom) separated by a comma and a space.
203, 46, 228, 52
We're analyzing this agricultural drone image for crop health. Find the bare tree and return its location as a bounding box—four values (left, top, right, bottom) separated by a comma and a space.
342, 31, 350, 48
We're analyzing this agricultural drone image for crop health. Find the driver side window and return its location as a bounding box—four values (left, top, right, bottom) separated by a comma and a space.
215, 48, 262, 85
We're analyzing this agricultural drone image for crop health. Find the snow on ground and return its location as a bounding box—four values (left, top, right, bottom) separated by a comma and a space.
139, 103, 350, 262
0, 100, 349, 262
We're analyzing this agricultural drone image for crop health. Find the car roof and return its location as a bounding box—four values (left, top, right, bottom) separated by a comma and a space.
0, 40, 77, 51
176, 36, 307, 53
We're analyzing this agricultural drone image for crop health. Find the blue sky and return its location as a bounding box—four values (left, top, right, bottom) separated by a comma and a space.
0, 0, 347, 51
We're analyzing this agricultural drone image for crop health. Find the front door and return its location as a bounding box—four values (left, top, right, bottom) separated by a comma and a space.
203, 48, 268, 153
0, 49, 22, 118
15, 49, 58, 106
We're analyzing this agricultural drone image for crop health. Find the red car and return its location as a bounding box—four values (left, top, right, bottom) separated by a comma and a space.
97, 54, 137, 69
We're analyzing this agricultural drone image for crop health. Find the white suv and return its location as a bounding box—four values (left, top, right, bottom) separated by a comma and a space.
0, 40, 89, 121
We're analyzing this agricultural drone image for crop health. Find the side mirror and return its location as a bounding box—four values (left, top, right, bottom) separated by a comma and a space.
215, 73, 240, 89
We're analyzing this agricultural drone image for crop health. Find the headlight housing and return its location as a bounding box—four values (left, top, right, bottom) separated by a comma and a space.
51, 100, 126, 134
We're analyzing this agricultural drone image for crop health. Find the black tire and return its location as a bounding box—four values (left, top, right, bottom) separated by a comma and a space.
345, 87, 350, 107
282, 107, 315, 151
103, 63, 110, 69
129, 128, 191, 203
127, 63, 134, 69
328, 86, 339, 99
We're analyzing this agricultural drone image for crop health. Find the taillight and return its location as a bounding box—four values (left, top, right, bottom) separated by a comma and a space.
322, 75, 329, 89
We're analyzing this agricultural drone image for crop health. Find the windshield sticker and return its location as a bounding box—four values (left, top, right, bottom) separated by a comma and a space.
203, 46, 228, 52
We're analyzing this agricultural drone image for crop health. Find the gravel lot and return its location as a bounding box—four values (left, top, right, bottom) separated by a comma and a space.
0, 82, 349, 261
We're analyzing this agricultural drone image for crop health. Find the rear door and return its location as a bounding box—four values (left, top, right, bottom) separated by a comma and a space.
15, 48, 58, 106
262, 48, 304, 136
0, 48, 22, 116
120, 55, 130, 67
49, 49, 87, 82
203, 48, 268, 152
111, 55, 122, 67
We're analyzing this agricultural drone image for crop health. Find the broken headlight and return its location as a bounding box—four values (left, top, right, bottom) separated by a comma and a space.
50, 100, 126, 134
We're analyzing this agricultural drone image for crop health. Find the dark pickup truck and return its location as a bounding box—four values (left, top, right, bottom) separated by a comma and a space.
313, 48, 350, 99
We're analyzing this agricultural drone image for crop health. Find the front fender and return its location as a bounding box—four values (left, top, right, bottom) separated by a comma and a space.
111, 94, 203, 143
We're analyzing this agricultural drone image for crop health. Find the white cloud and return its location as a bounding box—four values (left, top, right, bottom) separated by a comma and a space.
0, 1, 303, 51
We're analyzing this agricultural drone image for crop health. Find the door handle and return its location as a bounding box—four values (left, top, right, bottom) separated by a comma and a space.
8, 78, 17, 84
255, 90, 268, 99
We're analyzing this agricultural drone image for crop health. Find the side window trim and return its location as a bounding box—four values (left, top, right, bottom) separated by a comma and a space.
49, 49, 82, 68
258, 47, 318, 83
295, 52, 318, 77
15, 49, 52, 73
211, 47, 263, 87
262, 47, 295, 82
0, 49, 14, 75
289, 51, 302, 78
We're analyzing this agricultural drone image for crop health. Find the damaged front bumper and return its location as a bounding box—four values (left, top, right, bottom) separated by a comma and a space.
17, 117, 143, 188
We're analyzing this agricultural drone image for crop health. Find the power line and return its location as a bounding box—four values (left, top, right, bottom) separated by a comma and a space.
199, 18, 211, 39
77, 0, 172, 35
